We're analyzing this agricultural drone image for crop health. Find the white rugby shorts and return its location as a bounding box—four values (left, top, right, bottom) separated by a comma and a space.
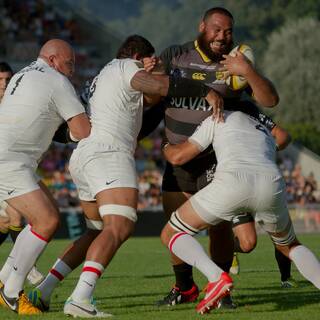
69, 141, 138, 201
0, 155, 40, 201
190, 170, 290, 233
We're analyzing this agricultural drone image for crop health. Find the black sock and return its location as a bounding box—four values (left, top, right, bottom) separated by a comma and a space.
0, 229, 9, 245
275, 248, 291, 281
234, 237, 245, 253
214, 259, 233, 273
9, 225, 23, 243
173, 263, 194, 291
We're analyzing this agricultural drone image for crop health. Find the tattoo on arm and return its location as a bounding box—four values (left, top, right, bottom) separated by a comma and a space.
131, 71, 168, 96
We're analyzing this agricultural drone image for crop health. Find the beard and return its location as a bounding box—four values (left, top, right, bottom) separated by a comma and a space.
197, 32, 233, 61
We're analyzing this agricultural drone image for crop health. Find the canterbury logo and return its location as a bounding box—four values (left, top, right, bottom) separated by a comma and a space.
192, 72, 206, 80
215, 71, 227, 80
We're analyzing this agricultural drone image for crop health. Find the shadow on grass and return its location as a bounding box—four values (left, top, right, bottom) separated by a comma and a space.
234, 288, 319, 311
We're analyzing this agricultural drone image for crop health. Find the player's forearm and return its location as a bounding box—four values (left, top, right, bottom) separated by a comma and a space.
245, 69, 279, 108
131, 71, 211, 98
163, 141, 201, 165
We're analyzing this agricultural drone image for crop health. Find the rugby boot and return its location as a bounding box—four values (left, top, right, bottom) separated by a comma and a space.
156, 283, 199, 306
196, 272, 233, 314
0, 287, 42, 314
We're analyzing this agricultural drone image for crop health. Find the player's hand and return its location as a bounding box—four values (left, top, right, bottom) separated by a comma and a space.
220, 51, 253, 77
205, 89, 224, 122
143, 56, 158, 73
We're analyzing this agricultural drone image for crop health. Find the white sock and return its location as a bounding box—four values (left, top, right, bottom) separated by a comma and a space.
289, 245, 320, 289
169, 232, 223, 282
0, 224, 31, 284
37, 258, 72, 302
4, 228, 48, 298
71, 261, 104, 303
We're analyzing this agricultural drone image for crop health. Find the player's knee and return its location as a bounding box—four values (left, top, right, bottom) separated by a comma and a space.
103, 221, 134, 246
239, 237, 256, 253
160, 224, 173, 247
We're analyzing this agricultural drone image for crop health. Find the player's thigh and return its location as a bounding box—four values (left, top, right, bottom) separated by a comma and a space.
5, 204, 23, 226
96, 187, 138, 208
7, 184, 59, 224
175, 200, 211, 231
80, 200, 103, 232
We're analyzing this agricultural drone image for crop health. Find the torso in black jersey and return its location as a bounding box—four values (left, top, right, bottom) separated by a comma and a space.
159, 40, 275, 193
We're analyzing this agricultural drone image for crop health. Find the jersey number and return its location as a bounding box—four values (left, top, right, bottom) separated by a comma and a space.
10, 74, 25, 95
255, 124, 268, 136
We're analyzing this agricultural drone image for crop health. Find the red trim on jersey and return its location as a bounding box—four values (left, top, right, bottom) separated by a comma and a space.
82, 266, 102, 277
50, 269, 64, 281
30, 229, 49, 242
169, 232, 188, 252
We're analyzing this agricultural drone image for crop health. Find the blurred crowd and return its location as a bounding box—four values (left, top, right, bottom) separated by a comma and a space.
0, 0, 98, 89
0, 0, 80, 57
279, 156, 320, 205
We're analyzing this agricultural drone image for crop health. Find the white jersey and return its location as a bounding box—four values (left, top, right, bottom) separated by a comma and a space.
86, 58, 144, 154
0, 58, 84, 165
189, 111, 280, 174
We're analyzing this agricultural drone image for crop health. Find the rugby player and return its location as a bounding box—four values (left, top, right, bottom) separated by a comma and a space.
0, 39, 91, 315
29, 35, 222, 318
161, 111, 320, 314
147, 7, 294, 307
0, 62, 45, 286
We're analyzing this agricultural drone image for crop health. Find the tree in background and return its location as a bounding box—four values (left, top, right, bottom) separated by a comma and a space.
262, 17, 320, 153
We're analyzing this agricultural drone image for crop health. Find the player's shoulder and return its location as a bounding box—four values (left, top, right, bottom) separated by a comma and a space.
104, 58, 143, 73
160, 41, 194, 62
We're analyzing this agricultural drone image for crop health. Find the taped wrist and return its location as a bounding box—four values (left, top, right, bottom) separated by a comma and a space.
167, 75, 211, 98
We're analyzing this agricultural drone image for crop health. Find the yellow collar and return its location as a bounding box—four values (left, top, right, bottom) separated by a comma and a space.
194, 40, 211, 63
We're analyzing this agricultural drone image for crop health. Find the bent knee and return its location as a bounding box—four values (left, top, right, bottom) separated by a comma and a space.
103, 222, 134, 245
240, 238, 257, 253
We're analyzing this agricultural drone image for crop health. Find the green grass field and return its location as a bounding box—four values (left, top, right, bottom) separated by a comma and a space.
0, 234, 319, 319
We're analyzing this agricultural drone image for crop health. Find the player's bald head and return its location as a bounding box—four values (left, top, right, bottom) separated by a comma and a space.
39, 39, 75, 78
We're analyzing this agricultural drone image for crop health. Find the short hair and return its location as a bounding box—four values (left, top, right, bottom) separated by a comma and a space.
203, 7, 234, 23
0, 62, 13, 73
116, 35, 155, 59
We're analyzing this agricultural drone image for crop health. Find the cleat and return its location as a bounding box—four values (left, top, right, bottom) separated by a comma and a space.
28, 288, 50, 312
196, 272, 233, 314
64, 296, 112, 318
27, 266, 44, 286
229, 253, 240, 275
0, 287, 42, 314
156, 283, 199, 306
281, 277, 298, 288
217, 293, 237, 309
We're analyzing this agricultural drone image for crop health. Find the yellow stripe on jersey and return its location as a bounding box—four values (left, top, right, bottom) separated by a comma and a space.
194, 40, 211, 63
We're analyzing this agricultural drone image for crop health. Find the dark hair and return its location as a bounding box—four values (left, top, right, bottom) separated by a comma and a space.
0, 62, 13, 73
116, 35, 155, 59
203, 7, 234, 22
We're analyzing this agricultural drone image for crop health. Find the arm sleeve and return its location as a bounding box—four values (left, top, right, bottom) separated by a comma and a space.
188, 116, 215, 151
122, 59, 145, 91
53, 76, 86, 121
138, 101, 165, 140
